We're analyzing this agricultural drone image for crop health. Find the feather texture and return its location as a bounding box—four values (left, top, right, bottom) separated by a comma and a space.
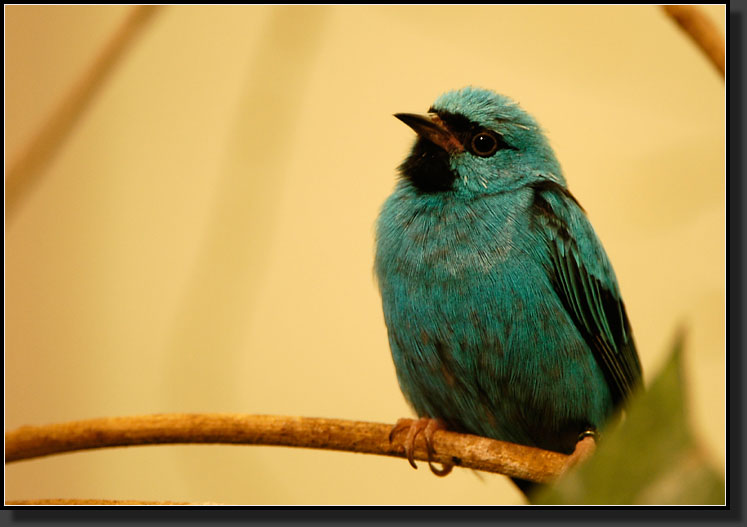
375, 87, 642, 463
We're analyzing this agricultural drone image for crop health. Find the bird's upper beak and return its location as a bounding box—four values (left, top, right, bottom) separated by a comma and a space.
394, 113, 464, 153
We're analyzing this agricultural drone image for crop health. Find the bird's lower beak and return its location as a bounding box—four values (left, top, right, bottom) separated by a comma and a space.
394, 113, 464, 153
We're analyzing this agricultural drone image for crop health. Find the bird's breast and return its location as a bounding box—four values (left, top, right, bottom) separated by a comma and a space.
376, 190, 529, 281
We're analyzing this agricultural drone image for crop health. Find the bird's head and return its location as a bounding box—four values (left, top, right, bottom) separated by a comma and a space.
395, 87, 564, 197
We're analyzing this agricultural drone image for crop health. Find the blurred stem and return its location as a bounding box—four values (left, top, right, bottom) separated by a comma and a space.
5, 499, 200, 505
5, 6, 160, 225
5, 413, 567, 483
662, 5, 725, 78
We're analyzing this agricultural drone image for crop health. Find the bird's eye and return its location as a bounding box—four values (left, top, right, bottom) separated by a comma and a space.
470, 132, 500, 157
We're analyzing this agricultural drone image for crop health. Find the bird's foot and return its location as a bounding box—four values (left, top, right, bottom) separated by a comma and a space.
389, 417, 453, 477
559, 430, 597, 476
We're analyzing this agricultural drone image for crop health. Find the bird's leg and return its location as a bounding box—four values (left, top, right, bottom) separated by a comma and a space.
560, 430, 597, 476
389, 417, 454, 476
389, 418, 419, 468
423, 418, 453, 476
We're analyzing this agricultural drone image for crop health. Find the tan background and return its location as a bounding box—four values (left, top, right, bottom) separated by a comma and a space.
5, 5, 725, 505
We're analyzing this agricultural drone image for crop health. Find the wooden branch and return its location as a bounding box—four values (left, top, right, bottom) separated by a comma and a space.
5, 499, 203, 506
5, 413, 567, 484
5, 6, 160, 224
662, 5, 725, 78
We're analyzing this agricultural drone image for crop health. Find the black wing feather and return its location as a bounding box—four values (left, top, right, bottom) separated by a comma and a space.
531, 181, 643, 407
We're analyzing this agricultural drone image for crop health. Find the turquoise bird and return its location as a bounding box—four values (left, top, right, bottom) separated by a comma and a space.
375, 87, 642, 493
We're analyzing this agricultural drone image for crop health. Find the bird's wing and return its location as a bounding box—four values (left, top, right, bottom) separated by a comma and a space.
530, 181, 643, 407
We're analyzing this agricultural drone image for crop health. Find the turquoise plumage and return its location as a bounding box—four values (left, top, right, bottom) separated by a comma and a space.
375, 87, 642, 489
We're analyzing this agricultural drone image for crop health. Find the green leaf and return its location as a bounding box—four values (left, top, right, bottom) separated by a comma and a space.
533, 329, 725, 505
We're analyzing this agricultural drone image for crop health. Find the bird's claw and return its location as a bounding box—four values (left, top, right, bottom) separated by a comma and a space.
389, 418, 420, 469
389, 417, 454, 476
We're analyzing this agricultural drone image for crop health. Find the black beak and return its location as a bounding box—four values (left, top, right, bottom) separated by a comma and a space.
394, 113, 464, 153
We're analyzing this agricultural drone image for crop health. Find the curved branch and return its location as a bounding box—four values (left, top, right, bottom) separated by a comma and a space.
662, 5, 725, 78
5, 413, 567, 484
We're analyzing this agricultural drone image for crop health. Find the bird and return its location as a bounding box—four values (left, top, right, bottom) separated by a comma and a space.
374, 86, 643, 495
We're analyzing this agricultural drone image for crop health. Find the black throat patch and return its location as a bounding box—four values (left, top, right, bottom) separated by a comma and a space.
398, 137, 457, 193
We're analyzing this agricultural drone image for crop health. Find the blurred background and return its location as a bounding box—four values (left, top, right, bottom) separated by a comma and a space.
5, 5, 725, 505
